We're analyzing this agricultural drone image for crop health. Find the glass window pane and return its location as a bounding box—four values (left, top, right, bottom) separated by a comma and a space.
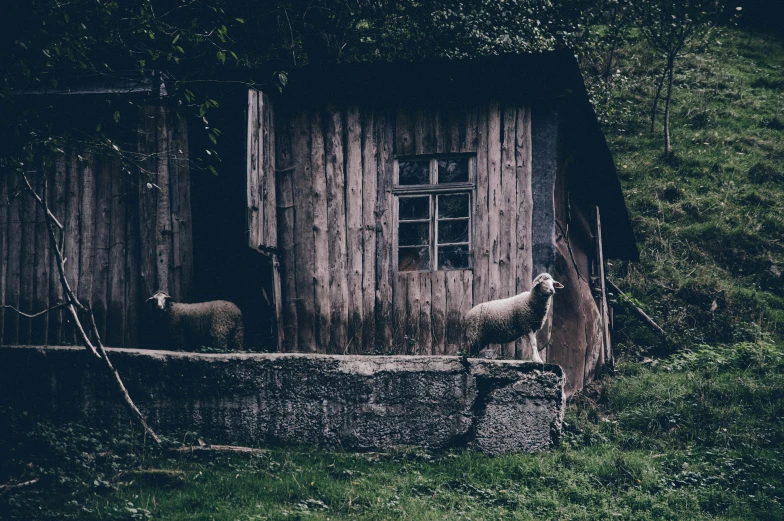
438, 245, 470, 270
399, 246, 430, 271
438, 158, 469, 184
438, 219, 469, 244
399, 222, 430, 246
438, 193, 470, 218
399, 196, 430, 220
399, 160, 430, 185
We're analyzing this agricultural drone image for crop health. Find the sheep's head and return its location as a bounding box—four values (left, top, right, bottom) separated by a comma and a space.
146, 290, 173, 311
532, 273, 564, 296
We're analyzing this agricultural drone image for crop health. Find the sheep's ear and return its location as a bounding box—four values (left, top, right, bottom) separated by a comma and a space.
553, 280, 564, 289
145, 296, 157, 302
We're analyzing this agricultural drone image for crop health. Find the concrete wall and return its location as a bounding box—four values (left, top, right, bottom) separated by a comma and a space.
0, 346, 565, 455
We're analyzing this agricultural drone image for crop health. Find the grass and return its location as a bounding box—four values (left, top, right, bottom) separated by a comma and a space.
1, 343, 783, 520
592, 26, 784, 351
2, 25, 784, 521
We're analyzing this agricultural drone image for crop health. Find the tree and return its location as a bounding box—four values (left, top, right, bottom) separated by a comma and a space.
631, 0, 723, 155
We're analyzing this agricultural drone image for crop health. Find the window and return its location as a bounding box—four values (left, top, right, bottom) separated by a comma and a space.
394, 155, 474, 272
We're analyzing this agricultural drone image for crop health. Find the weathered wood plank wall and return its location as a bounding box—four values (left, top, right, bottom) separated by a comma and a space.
0, 104, 192, 347
275, 101, 533, 356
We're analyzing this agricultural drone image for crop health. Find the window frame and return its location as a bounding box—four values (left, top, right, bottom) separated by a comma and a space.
392, 153, 476, 273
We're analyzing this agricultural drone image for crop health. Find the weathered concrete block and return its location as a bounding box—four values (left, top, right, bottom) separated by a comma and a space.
0, 346, 565, 454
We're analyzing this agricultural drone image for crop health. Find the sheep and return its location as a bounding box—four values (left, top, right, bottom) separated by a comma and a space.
145, 290, 245, 351
463, 273, 563, 362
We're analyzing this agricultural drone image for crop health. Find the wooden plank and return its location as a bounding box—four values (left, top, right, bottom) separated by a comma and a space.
125, 152, 140, 348
174, 112, 193, 301
500, 105, 517, 359
392, 272, 408, 353
435, 108, 447, 154
310, 110, 330, 353
138, 106, 158, 303
18, 171, 37, 344
325, 106, 348, 354
418, 274, 431, 355
0, 172, 7, 344
345, 106, 363, 353
62, 152, 82, 344
445, 270, 473, 355
292, 109, 316, 352
48, 154, 67, 345
92, 155, 112, 341
596, 206, 612, 367
170, 116, 183, 301
276, 108, 298, 352
461, 105, 478, 153
448, 107, 461, 154
247, 90, 260, 249
261, 93, 278, 248
514, 105, 533, 360
395, 106, 414, 156
405, 274, 419, 355
375, 110, 394, 352
32, 165, 51, 345
106, 156, 126, 347
430, 270, 446, 355
361, 111, 378, 354
487, 100, 502, 307
77, 153, 97, 342
413, 107, 435, 155
155, 105, 173, 295
473, 105, 489, 308
3, 172, 21, 344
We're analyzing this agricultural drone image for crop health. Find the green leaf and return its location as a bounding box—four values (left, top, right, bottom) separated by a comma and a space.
113, 111, 120, 123
216, 50, 226, 64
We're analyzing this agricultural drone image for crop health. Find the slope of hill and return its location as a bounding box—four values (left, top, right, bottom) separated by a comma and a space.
598, 27, 784, 352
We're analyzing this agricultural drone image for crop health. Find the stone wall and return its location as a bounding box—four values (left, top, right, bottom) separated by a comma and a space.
0, 346, 565, 455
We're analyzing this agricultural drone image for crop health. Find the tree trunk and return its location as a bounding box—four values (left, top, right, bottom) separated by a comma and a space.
650, 65, 667, 134
663, 56, 675, 156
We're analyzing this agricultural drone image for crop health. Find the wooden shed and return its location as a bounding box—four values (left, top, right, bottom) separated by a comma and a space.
0, 50, 637, 394
249, 51, 638, 393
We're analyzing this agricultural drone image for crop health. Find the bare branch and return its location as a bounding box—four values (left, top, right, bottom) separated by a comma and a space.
2, 301, 73, 319
0, 478, 40, 495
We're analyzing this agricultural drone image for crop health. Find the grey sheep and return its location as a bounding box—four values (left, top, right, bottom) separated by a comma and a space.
464, 273, 563, 361
146, 290, 245, 351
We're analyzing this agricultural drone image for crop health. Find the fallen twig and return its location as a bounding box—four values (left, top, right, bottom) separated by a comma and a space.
171, 444, 265, 455
605, 278, 667, 340
0, 478, 40, 494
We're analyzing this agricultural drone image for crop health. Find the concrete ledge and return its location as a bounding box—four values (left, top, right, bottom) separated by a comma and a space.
0, 346, 565, 455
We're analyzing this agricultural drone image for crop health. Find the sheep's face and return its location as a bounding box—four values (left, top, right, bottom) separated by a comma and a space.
146, 290, 173, 311
532, 273, 564, 296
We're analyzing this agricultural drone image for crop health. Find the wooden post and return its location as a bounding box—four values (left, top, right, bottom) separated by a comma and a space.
93, 154, 112, 341
0, 173, 8, 344
155, 106, 173, 295
594, 206, 612, 367
276, 108, 298, 352
48, 154, 68, 345
107, 156, 127, 347
247, 90, 260, 249
361, 111, 377, 354
4, 172, 21, 344
500, 105, 516, 359
32, 165, 51, 345
19, 168, 37, 344
311, 111, 330, 353
375, 111, 394, 353
431, 270, 446, 355
514, 105, 533, 360
345, 106, 363, 353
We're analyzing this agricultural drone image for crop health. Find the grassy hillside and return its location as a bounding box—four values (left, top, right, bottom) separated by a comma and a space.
597, 27, 784, 351
1, 26, 783, 521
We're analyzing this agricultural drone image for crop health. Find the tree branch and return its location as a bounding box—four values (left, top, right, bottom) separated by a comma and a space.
605, 278, 667, 340
2, 301, 73, 319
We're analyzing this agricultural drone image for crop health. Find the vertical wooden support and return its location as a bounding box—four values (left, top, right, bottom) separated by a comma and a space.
125, 156, 140, 348
515, 105, 534, 360
261, 94, 278, 250
395, 107, 414, 156
0, 173, 7, 344
62, 153, 82, 344
487, 101, 502, 305
107, 157, 127, 347
418, 275, 432, 355
92, 155, 112, 340
405, 274, 420, 354
361, 112, 377, 354
276, 108, 298, 352
175, 114, 193, 302
445, 270, 472, 355
247, 90, 260, 249
19, 170, 37, 344
138, 107, 158, 302
311, 111, 330, 352
473, 106, 489, 309
392, 273, 408, 353
430, 270, 446, 355
500, 105, 517, 359
292, 110, 316, 352
325, 106, 348, 353
4, 172, 21, 344
376, 110, 394, 352
155, 106, 173, 295
462, 105, 478, 153
595, 206, 612, 367
345, 106, 364, 353
48, 155, 67, 345
32, 167, 51, 345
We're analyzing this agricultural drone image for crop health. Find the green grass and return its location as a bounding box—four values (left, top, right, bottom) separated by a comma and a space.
594, 27, 784, 351
2, 343, 783, 520
2, 25, 784, 521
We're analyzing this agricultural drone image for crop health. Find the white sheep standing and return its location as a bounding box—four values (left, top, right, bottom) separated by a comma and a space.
146, 290, 245, 351
463, 273, 563, 361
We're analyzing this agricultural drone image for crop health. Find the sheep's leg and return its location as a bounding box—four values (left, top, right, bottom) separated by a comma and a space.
478, 345, 498, 359
231, 326, 245, 351
520, 332, 543, 363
